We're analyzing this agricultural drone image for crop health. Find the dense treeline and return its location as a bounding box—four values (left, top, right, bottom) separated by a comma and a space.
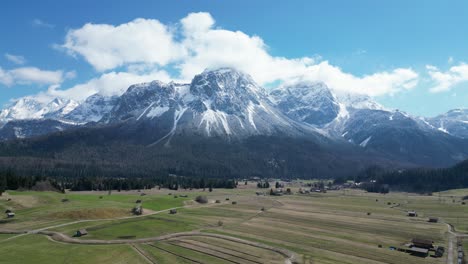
67, 175, 236, 191
0, 170, 63, 195
0, 168, 237, 194
354, 159, 468, 193
0, 127, 375, 179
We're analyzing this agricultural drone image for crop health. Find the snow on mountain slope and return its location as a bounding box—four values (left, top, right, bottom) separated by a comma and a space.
64, 94, 118, 123
335, 93, 385, 111
0, 98, 45, 123
0, 97, 79, 125
428, 108, 468, 138
0, 67, 466, 168
270, 82, 340, 126
102, 68, 312, 142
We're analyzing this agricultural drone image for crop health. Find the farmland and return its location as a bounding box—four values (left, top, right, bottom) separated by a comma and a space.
0, 185, 467, 264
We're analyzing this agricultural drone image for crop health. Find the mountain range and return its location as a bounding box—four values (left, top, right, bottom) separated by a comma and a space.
0, 68, 467, 178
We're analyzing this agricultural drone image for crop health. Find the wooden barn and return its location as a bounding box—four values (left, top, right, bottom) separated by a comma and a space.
411, 238, 433, 249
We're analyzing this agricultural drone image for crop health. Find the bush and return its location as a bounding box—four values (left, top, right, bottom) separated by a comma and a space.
195, 195, 208, 204
217, 220, 223, 226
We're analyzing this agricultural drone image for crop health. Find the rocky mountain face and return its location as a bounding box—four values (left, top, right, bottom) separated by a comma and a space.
270, 82, 340, 126
268, 83, 468, 167
64, 94, 119, 123
99, 68, 312, 143
427, 109, 468, 139
0, 68, 467, 173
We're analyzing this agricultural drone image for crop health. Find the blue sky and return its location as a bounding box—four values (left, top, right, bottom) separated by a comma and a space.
1, 0, 467, 117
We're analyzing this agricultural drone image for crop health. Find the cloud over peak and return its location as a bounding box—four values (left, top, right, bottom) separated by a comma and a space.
53, 12, 420, 99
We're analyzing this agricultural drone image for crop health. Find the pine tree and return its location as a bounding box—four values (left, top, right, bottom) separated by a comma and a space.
0, 174, 6, 196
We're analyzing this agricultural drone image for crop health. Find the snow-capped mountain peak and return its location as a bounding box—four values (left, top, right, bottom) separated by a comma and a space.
428, 108, 468, 138
270, 82, 340, 126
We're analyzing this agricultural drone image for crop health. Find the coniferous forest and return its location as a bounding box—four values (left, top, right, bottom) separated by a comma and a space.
354, 159, 468, 193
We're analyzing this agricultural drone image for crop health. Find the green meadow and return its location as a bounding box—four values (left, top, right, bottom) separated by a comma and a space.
0, 187, 467, 263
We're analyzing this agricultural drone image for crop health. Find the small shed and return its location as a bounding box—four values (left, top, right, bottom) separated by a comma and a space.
408, 211, 418, 217
169, 209, 177, 214
6, 212, 15, 218
75, 229, 88, 237
428, 217, 438, 223
411, 238, 433, 249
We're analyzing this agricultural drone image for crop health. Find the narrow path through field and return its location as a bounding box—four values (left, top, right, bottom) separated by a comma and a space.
446, 223, 468, 264
131, 244, 156, 264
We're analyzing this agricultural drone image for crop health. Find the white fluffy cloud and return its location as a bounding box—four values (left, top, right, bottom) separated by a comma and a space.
0, 66, 72, 86
5, 53, 26, 65
298, 62, 419, 96
56, 12, 419, 98
62, 18, 185, 71
427, 63, 468, 93
44, 70, 171, 101
177, 12, 418, 96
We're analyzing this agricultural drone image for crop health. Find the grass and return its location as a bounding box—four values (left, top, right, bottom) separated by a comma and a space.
0, 235, 146, 264
2, 187, 467, 263
64, 214, 199, 240
0, 191, 189, 230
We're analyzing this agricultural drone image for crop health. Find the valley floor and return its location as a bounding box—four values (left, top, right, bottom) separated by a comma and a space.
1, 185, 467, 264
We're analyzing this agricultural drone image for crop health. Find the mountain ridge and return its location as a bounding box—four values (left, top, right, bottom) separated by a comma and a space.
0, 67, 466, 175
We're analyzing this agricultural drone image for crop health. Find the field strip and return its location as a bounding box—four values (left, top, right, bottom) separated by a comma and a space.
131, 244, 157, 264
145, 243, 204, 264
170, 240, 262, 264
184, 237, 263, 258
168, 241, 243, 264
218, 229, 389, 264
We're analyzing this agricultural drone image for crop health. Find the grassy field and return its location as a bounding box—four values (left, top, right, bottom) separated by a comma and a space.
0, 235, 147, 264
1, 186, 467, 263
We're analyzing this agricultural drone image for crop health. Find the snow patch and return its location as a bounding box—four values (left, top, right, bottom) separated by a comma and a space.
137, 102, 156, 120
359, 136, 372, 147
199, 109, 231, 136
146, 106, 169, 118
247, 102, 258, 131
